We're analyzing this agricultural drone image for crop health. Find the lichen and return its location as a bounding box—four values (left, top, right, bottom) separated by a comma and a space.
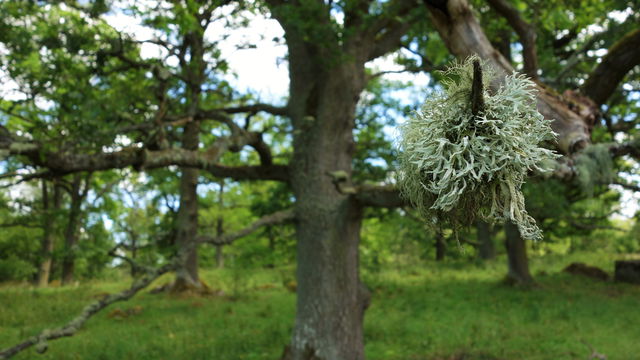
397, 56, 559, 240
574, 143, 614, 196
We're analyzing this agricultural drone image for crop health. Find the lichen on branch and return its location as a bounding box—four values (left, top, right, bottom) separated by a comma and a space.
397, 56, 558, 240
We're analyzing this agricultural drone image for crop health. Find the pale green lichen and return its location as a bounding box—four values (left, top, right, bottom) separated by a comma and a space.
574, 144, 614, 196
397, 56, 559, 240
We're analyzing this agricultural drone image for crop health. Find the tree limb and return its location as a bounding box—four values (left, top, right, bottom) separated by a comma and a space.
581, 28, 640, 106
486, 0, 538, 78
613, 180, 640, 193
354, 184, 407, 208
366, 0, 419, 61
196, 209, 295, 246
219, 104, 289, 117
0, 261, 177, 359
0, 135, 289, 182
422, 0, 595, 155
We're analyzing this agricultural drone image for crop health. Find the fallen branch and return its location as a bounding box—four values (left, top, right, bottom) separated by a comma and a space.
0, 261, 177, 359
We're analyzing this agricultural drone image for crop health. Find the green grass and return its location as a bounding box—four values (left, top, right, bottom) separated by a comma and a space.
1, 253, 639, 359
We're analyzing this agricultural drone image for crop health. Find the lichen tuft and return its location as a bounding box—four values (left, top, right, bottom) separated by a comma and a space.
397, 56, 559, 240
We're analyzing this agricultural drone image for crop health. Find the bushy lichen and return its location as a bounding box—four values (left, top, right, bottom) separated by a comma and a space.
574, 144, 614, 196
397, 56, 558, 240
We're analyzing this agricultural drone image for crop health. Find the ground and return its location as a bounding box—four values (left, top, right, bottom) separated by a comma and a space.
1, 252, 639, 359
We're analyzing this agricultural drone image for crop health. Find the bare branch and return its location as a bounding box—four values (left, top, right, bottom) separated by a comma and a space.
581, 28, 640, 106
107, 243, 155, 274
613, 180, 640, 193
0, 261, 176, 359
609, 140, 640, 161
197, 209, 295, 246
486, 0, 538, 78
365, 0, 419, 61
219, 104, 289, 117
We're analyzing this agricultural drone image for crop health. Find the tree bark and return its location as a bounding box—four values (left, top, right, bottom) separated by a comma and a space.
504, 221, 534, 285
280, 23, 370, 358
37, 180, 55, 287
173, 119, 202, 290
477, 220, 495, 260
61, 174, 90, 285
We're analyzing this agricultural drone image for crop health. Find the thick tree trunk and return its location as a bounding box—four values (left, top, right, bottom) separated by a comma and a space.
435, 228, 445, 261
61, 174, 89, 285
37, 180, 55, 287
284, 42, 369, 359
173, 120, 201, 290
477, 220, 495, 260
504, 221, 534, 285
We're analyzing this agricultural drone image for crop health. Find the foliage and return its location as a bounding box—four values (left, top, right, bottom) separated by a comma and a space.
398, 57, 558, 240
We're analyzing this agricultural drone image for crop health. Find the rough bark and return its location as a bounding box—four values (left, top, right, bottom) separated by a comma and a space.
61, 174, 90, 285
274, 9, 371, 356
477, 220, 495, 260
504, 221, 534, 285
424, 0, 595, 154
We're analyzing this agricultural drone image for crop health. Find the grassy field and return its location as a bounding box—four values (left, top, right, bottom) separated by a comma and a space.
1, 252, 639, 360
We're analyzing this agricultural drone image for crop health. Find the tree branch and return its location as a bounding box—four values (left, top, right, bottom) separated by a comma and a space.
486, 0, 538, 78
581, 28, 640, 106
0, 261, 176, 359
365, 0, 420, 61
0, 134, 289, 182
613, 180, 640, 193
609, 140, 640, 161
196, 209, 295, 246
219, 104, 289, 117
354, 184, 407, 208
422, 0, 595, 155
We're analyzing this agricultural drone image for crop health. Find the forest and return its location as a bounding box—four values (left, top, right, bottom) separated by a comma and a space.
0, 0, 639, 359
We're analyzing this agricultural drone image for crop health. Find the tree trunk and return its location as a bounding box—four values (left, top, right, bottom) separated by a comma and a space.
477, 220, 495, 260
130, 232, 138, 277
215, 217, 224, 269
215, 181, 225, 269
173, 120, 201, 290
37, 180, 55, 287
435, 228, 445, 261
504, 221, 534, 285
61, 174, 89, 285
284, 41, 369, 359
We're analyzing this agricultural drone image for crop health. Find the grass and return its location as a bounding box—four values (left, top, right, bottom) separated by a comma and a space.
1, 252, 639, 359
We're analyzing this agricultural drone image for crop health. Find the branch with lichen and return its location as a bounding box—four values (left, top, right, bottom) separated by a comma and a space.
0, 261, 177, 359
397, 56, 559, 240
